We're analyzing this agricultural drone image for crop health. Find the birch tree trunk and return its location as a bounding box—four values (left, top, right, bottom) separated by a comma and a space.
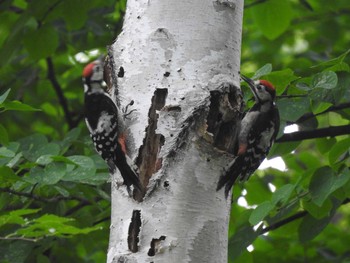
107, 0, 244, 262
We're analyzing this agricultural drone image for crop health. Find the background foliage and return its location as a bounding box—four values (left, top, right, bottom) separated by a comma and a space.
0, 0, 350, 262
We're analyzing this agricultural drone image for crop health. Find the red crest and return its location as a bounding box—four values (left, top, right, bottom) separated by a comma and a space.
82, 62, 95, 78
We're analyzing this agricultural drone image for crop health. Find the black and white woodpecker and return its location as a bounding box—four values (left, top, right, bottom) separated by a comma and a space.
82, 59, 142, 193
217, 75, 280, 197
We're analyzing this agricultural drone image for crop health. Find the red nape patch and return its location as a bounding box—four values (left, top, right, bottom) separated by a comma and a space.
260, 80, 275, 91
82, 62, 95, 77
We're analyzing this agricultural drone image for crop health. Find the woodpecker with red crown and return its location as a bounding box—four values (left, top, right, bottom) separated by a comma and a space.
217, 75, 280, 197
82, 58, 142, 194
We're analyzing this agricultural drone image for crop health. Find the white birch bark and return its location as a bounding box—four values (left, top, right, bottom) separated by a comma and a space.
107, 0, 244, 262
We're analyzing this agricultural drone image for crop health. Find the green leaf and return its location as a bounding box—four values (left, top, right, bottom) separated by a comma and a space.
60, 127, 81, 153
311, 71, 337, 90
62, 0, 90, 30
298, 199, 341, 242
251, 0, 293, 40
0, 89, 11, 104
16, 214, 101, 238
271, 184, 295, 206
249, 201, 274, 225
23, 24, 59, 59
327, 62, 350, 72
0, 124, 9, 146
302, 198, 332, 219
0, 166, 19, 186
41, 102, 58, 116
19, 134, 61, 162
43, 163, 66, 185
264, 69, 299, 95
0, 209, 40, 227
310, 101, 332, 115
309, 166, 350, 206
63, 155, 97, 183
0, 146, 15, 158
252, 64, 272, 79
277, 97, 310, 122
298, 213, 333, 243
329, 138, 350, 165
228, 226, 258, 260
315, 137, 336, 154
2, 100, 41, 112
0, 13, 31, 66
312, 49, 350, 69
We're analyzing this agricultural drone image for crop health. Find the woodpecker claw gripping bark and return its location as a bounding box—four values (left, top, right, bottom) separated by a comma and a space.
217, 75, 280, 197
82, 59, 142, 194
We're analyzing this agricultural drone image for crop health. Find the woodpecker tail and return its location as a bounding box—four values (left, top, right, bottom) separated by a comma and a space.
117, 161, 143, 193
216, 156, 244, 198
111, 152, 143, 195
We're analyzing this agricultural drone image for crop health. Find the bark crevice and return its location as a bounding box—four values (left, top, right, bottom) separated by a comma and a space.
206, 82, 243, 154
147, 235, 166, 256
127, 210, 142, 253
136, 88, 168, 191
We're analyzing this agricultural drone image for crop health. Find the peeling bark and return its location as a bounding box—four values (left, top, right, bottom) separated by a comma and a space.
107, 0, 244, 262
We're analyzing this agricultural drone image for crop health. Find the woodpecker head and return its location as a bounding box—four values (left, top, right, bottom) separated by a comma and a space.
241, 75, 276, 103
82, 60, 104, 86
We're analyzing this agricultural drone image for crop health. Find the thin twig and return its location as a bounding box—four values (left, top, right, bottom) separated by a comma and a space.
258, 198, 350, 235
0, 236, 42, 242
293, 102, 350, 124
0, 186, 90, 204
46, 57, 74, 129
276, 125, 350, 143
38, 0, 63, 26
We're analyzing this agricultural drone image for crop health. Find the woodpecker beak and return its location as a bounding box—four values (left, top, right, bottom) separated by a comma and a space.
241, 74, 259, 98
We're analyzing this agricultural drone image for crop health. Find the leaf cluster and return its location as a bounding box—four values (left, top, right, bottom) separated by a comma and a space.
230, 0, 350, 262
0, 0, 126, 262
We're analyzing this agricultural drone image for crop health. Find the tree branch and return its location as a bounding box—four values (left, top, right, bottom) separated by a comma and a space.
38, 0, 63, 26
276, 125, 350, 143
46, 57, 74, 129
258, 198, 350, 235
0, 186, 91, 204
293, 102, 350, 125
0, 236, 41, 242
259, 211, 307, 235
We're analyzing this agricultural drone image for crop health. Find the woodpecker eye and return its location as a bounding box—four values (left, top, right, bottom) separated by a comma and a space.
95, 66, 100, 72
257, 85, 263, 91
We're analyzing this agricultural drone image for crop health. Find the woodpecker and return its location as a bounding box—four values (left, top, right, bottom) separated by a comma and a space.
217, 75, 280, 197
82, 59, 142, 194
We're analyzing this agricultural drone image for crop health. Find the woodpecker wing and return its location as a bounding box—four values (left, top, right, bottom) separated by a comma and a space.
217, 104, 279, 197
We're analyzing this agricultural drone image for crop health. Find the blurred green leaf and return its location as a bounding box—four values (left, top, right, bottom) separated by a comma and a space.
329, 138, 350, 165
271, 184, 295, 206
251, 64, 272, 79
2, 101, 41, 112
311, 71, 337, 90
61, 0, 91, 30
16, 214, 101, 238
249, 201, 273, 225
23, 24, 59, 59
298, 213, 333, 243
277, 97, 310, 122
0, 89, 11, 104
264, 69, 299, 95
228, 225, 258, 260
0, 209, 40, 227
298, 199, 341, 243
251, 0, 293, 40
309, 166, 350, 207
302, 198, 332, 219
0, 124, 9, 146
0, 166, 20, 186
